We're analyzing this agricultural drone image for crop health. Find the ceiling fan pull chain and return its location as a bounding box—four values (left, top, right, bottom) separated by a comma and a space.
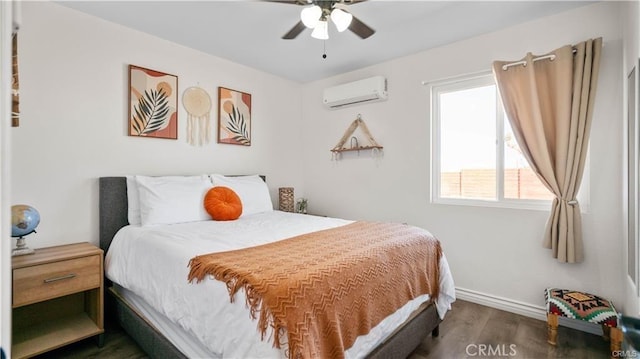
322, 40, 327, 59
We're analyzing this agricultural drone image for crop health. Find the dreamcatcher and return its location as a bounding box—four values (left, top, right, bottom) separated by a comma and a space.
182, 86, 212, 146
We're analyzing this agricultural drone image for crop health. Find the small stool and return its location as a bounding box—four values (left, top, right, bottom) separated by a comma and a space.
545, 288, 622, 358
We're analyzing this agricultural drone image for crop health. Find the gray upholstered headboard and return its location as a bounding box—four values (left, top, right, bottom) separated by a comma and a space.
98, 175, 266, 254
99, 177, 129, 253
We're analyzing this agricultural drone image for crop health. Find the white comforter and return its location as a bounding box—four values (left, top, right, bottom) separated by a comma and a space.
105, 211, 455, 358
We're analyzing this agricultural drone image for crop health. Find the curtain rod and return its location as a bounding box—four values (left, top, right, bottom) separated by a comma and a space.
501, 48, 578, 71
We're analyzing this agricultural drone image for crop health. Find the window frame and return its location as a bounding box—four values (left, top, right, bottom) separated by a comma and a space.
429, 71, 589, 211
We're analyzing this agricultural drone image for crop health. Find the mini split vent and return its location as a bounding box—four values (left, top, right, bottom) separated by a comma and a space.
323, 76, 388, 109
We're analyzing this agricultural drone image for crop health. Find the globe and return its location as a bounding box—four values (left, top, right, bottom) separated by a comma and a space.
11, 204, 40, 238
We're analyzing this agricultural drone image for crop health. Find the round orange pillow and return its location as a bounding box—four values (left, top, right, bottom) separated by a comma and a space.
204, 186, 243, 221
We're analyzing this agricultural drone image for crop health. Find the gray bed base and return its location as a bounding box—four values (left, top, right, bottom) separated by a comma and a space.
99, 176, 441, 359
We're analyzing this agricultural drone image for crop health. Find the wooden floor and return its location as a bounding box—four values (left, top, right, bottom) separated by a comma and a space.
33, 300, 611, 359
410, 300, 611, 359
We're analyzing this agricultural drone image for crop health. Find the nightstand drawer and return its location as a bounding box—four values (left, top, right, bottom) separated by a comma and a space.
13, 255, 101, 307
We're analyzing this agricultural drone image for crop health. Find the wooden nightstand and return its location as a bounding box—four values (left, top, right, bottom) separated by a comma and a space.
12, 242, 104, 358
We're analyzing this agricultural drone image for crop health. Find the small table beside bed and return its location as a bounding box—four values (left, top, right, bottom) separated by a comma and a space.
98, 174, 455, 359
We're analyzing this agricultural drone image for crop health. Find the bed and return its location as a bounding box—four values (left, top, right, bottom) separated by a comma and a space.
99, 175, 455, 358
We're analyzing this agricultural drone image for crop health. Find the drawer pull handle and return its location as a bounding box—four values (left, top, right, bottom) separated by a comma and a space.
43, 273, 76, 283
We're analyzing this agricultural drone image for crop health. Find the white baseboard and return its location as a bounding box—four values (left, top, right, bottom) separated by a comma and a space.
455, 287, 603, 336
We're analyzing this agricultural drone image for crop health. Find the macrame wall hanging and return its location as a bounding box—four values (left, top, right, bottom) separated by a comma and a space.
330, 114, 383, 161
182, 86, 212, 146
12, 33, 19, 127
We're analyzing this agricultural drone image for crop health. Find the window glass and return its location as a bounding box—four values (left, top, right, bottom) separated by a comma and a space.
430, 73, 559, 209
439, 85, 496, 199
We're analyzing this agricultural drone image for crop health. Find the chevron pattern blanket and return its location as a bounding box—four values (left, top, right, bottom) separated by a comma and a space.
188, 221, 442, 359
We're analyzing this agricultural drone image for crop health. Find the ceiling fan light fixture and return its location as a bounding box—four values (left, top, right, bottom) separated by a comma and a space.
311, 20, 329, 40
330, 8, 353, 32
300, 5, 322, 28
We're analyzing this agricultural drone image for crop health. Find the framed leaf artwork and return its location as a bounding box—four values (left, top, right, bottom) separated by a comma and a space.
129, 65, 178, 139
218, 87, 251, 146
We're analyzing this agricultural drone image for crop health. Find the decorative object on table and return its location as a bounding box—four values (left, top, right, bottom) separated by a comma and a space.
545, 288, 622, 357
296, 198, 308, 214
183, 86, 212, 146
11, 204, 40, 256
129, 64, 178, 139
331, 114, 383, 160
278, 187, 295, 212
12, 33, 19, 127
218, 87, 251, 146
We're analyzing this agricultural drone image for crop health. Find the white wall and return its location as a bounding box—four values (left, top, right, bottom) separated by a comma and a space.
301, 2, 625, 311
623, 0, 640, 316
11, 1, 304, 250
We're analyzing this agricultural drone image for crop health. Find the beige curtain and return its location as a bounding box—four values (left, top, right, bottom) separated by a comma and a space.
492, 38, 602, 263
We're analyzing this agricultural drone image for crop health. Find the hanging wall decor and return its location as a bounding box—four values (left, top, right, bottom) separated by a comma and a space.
129, 65, 178, 139
183, 86, 212, 146
218, 87, 251, 146
12, 33, 19, 127
330, 114, 383, 160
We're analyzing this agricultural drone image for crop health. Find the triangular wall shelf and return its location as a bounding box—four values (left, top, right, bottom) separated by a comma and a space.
330, 114, 383, 159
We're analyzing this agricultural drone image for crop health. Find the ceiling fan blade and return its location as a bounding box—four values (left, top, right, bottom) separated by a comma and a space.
349, 15, 375, 39
262, 0, 309, 5
282, 21, 307, 39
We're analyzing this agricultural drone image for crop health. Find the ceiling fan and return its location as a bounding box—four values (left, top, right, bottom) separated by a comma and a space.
268, 0, 375, 40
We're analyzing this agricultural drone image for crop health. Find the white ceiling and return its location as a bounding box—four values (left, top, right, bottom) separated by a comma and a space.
58, 1, 596, 83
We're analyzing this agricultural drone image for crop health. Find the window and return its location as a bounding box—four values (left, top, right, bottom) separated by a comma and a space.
430, 72, 557, 209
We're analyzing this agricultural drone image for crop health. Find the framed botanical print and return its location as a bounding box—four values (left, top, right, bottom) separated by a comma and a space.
218, 87, 251, 146
129, 65, 178, 139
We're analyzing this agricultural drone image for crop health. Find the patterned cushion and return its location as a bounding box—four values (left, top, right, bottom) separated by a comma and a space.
545, 288, 618, 327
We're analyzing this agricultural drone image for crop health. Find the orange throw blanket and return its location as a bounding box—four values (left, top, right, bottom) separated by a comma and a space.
188, 221, 442, 359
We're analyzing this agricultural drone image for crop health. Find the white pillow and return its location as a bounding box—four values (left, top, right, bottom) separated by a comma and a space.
210, 174, 273, 217
126, 176, 142, 225
136, 175, 212, 226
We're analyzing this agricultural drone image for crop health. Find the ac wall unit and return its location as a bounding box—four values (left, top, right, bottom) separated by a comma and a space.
323, 76, 388, 109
